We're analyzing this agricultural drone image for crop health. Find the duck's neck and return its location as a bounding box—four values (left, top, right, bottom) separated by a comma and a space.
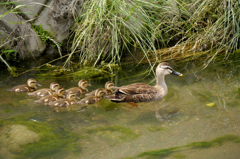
156, 74, 167, 92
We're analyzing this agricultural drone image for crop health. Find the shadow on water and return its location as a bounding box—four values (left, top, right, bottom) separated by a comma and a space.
0, 60, 240, 159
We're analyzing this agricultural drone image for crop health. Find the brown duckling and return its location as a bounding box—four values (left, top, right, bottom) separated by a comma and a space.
85, 81, 115, 96
34, 87, 65, 104
6, 78, 41, 93
66, 79, 91, 95
28, 82, 60, 97
77, 88, 105, 105
46, 93, 77, 107
106, 62, 182, 103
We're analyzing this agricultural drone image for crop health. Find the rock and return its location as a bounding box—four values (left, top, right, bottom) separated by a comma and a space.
34, 0, 77, 43
10, 0, 47, 20
0, 5, 46, 58
0, 124, 40, 153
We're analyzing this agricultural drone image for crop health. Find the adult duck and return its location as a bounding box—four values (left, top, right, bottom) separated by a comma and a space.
106, 62, 182, 103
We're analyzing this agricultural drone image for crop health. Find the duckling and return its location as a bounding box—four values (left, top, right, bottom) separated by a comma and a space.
66, 79, 91, 95
6, 78, 41, 92
34, 87, 65, 104
85, 81, 115, 96
106, 62, 182, 103
77, 88, 105, 105
46, 93, 77, 107
28, 82, 60, 97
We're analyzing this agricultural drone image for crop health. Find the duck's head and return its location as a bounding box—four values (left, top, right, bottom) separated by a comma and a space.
78, 79, 91, 88
105, 81, 115, 90
66, 93, 76, 101
27, 78, 41, 88
156, 62, 183, 77
50, 82, 60, 91
95, 88, 105, 97
55, 87, 65, 97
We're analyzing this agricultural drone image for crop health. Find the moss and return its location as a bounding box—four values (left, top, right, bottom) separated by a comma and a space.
31, 24, 52, 43
0, 114, 79, 158
86, 125, 140, 141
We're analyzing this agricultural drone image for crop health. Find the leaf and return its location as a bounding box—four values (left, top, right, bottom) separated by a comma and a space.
206, 103, 215, 107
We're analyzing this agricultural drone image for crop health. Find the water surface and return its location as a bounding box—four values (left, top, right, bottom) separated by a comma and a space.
0, 61, 240, 159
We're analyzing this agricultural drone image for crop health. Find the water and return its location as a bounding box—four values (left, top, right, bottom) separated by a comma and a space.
0, 61, 240, 159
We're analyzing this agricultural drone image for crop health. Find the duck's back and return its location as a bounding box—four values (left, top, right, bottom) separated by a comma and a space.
66, 87, 88, 95
6, 84, 36, 92
28, 89, 53, 97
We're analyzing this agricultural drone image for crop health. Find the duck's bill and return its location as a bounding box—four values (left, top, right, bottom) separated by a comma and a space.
36, 83, 41, 86
171, 70, 183, 76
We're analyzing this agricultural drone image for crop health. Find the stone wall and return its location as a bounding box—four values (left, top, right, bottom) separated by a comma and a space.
0, 0, 83, 58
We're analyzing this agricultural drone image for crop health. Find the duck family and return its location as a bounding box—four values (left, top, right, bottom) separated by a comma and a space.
6, 62, 182, 109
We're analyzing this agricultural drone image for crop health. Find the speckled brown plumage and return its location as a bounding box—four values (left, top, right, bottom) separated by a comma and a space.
66, 79, 91, 95
34, 87, 65, 104
85, 81, 114, 96
6, 78, 41, 93
28, 82, 60, 97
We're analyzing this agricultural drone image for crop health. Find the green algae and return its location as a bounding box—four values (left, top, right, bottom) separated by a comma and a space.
86, 125, 140, 141
187, 135, 240, 148
127, 134, 240, 158
147, 127, 166, 132
0, 114, 79, 158
127, 147, 179, 159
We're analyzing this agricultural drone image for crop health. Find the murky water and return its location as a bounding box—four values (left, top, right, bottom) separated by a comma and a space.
0, 61, 240, 159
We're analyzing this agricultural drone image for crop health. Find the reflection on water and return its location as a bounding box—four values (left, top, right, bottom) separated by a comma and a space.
0, 61, 240, 159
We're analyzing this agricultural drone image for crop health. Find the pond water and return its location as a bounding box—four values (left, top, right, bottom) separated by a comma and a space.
0, 60, 240, 159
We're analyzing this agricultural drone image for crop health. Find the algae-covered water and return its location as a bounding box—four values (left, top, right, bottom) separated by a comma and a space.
0, 61, 240, 159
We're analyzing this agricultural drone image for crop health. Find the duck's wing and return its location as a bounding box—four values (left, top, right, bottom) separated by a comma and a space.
108, 92, 157, 103
85, 90, 96, 96
113, 83, 156, 95
77, 96, 101, 105
28, 89, 53, 97
66, 87, 88, 95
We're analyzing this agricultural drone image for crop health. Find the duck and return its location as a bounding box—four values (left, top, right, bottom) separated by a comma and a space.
34, 87, 65, 104
6, 78, 41, 92
45, 93, 77, 107
105, 62, 182, 103
85, 81, 115, 96
77, 88, 105, 105
66, 79, 91, 95
28, 82, 60, 97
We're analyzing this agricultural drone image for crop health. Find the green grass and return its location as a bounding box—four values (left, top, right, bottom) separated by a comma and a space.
1, 0, 240, 74
69, 0, 240, 68
68, 0, 160, 68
